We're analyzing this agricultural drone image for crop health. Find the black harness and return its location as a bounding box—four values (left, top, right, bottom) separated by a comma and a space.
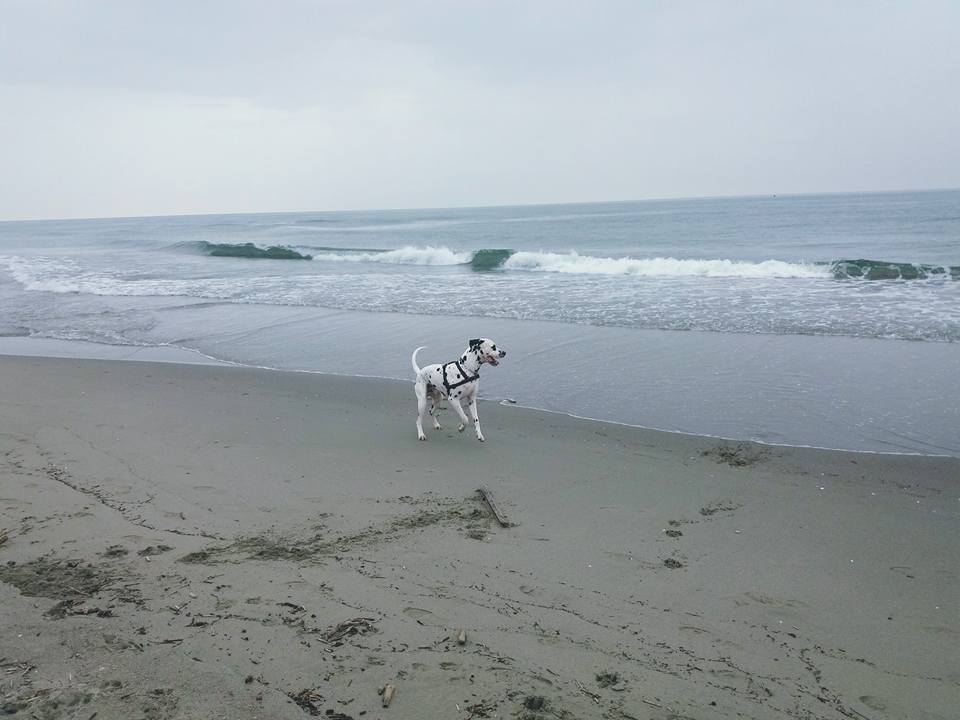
440, 360, 479, 396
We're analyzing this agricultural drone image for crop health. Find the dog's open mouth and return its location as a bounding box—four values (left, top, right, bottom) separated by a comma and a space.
487, 355, 499, 365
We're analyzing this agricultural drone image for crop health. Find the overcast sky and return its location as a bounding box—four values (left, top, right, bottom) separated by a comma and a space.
1, 1, 958, 220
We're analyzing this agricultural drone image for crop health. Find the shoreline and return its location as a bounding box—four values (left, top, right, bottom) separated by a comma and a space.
1, 354, 957, 719
1, 335, 957, 460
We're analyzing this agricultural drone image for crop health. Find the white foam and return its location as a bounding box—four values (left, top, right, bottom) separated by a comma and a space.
310, 245, 472, 266
4, 256, 84, 293
503, 251, 829, 278
1, 255, 247, 298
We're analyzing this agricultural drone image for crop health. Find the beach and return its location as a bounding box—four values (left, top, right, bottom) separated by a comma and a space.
1, 354, 957, 719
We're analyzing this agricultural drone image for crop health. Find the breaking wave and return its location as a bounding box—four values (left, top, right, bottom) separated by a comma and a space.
10, 246, 959, 287
502, 252, 826, 277
293, 245, 959, 280
309, 245, 473, 266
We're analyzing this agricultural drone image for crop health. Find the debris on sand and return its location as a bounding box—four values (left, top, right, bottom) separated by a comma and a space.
466, 699, 498, 717
0, 557, 117, 617
320, 617, 378, 644
137, 544, 173, 556
477, 486, 514, 528
380, 683, 396, 707
701, 443, 768, 467
523, 695, 546, 710
575, 679, 601, 703
288, 688, 324, 715
595, 670, 620, 687
663, 558, 685, 569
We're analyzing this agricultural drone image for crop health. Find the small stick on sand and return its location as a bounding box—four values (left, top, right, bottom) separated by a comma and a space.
575, 679, 600, 703
381, 683, 395, 707
457, 629, 466, 645
477, 486, 513, 527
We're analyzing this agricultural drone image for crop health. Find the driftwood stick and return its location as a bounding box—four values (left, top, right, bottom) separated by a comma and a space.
381, 683, 395, 707
575, 679, 601, 703
477, 486, 513, 527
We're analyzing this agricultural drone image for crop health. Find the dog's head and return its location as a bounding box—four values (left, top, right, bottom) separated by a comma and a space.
468, 338, 506, 366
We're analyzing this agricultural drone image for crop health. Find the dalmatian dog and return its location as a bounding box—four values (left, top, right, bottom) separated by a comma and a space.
411, 338, 506, 442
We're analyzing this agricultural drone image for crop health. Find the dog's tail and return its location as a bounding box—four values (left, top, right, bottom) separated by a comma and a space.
411, 346, 426, 375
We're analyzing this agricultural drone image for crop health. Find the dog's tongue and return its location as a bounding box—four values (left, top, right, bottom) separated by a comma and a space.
488, 357, 499, 365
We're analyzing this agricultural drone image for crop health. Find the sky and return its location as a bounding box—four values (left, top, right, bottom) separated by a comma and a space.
1, 0, 958, 220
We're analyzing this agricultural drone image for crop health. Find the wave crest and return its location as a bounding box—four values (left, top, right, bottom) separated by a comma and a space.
311, 245, 472, 266
503, 251, 828, 278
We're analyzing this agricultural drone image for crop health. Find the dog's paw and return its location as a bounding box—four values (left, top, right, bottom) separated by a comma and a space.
476, 434, 485, 442
458, 424, 466, 433
418, 434, 427, 441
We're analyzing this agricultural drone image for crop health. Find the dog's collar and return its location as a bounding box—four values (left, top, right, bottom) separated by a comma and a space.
442, 360, 479, 394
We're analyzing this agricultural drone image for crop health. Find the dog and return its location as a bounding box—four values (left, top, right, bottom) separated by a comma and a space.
411, 338, 506, 442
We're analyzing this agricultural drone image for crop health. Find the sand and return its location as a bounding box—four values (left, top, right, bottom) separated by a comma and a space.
0, 355, 957, 720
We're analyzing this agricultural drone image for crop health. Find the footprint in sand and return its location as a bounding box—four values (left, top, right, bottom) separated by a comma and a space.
403, 607, 448, 626
741, 591, 806, 608
679, 625, 710, 638
889, 565, 915, 579
699, 501, 741, 517
859, 695, 886, 711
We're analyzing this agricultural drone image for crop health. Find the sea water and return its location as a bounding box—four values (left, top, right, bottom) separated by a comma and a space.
1, 190, 958, 455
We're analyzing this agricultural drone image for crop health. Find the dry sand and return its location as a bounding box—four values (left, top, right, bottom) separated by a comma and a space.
0, 355, 957, 720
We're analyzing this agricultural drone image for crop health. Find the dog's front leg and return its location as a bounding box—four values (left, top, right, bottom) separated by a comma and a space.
451, 397, 470, 433
467, 395, 484, 442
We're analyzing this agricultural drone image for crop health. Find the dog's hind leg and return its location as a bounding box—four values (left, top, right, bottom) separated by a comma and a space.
427, 387, 442, 430
415, 381, 428, 441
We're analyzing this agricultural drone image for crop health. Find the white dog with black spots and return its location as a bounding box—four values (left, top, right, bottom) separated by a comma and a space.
411, 338, 506, 442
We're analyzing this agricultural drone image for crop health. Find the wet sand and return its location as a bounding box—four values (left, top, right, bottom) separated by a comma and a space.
1, 355, 957, 719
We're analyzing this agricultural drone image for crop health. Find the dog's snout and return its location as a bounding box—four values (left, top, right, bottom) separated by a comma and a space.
499, 349, 506, 358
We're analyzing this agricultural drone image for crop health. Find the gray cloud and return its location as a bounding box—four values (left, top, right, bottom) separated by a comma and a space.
1, 0, 958, 219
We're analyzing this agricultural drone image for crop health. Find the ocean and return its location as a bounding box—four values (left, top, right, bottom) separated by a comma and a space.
1, 190, 958, 456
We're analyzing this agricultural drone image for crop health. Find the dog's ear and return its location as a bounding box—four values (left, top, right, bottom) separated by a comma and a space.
469, 338, 482, 350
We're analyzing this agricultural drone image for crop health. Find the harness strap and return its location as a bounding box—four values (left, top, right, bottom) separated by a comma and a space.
441, 360, 479, 395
